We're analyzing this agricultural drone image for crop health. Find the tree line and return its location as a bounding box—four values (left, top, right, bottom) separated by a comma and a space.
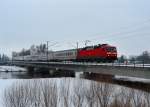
17, 44, 47, 56
118, 51, 150, 64
0, 54, 9, 62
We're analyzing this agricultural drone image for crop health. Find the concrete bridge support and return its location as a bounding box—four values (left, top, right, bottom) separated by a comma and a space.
49, 68, 75, 77
26, 66, 75, 77
27, 66, 34, 72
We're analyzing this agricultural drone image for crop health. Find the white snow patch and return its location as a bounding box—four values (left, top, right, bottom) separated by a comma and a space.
0, 66, 26, 72
115, 75, 150, 83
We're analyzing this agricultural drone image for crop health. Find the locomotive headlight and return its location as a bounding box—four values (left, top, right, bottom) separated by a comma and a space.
107, 52, 111, 54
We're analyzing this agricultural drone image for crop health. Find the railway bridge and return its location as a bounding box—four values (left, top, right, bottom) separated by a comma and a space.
10, 61, 150, 79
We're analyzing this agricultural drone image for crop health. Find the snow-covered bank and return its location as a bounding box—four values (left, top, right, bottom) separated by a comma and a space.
115, 75, 150, 83
0, 66, 26, 72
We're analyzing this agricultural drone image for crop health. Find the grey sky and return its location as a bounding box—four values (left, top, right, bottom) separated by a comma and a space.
0, 0, 150, 57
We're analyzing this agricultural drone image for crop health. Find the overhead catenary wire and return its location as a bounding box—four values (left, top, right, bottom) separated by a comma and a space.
91, 18, 150, 40
77, 18, 150, 45
93, 26, 150, 42
44, 18, 150, 50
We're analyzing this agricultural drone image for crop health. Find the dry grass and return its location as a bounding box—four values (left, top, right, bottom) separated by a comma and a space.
2, 78, 150, 107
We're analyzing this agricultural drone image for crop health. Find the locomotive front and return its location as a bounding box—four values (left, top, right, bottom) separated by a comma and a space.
104, 45, 117, 61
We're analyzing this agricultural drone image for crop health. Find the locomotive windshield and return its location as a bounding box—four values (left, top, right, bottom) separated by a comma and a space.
106, 47, 116, 52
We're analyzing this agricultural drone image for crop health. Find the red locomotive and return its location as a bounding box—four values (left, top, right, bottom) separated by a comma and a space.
12, 44, 117, 62
77, 44, 117, 62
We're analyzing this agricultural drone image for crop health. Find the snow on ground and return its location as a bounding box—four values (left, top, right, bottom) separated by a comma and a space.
115, 75, 150, 83
0, 66, 26, 72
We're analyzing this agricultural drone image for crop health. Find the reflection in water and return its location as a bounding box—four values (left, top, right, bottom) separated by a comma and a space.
0, 66, 75, 79
80, 72, 150, 92
0, 70, 75, 79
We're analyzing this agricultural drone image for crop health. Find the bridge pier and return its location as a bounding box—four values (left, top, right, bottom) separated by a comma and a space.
80, 72, 115, 82
27, 66, 51, 73
26, 66, 75, 77
49, 69, 75, 77
27, 67, 34, 72
26, 66, 35, 75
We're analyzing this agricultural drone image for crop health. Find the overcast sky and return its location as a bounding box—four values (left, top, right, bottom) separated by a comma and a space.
0, 0, 150, 57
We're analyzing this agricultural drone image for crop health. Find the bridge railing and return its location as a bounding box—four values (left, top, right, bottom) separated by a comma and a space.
65, 60, 150, 68
8, 60, 150, 68
52, 60, 150, 68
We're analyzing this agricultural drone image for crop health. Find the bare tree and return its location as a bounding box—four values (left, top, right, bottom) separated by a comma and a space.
110, 87, 132, 107
137, 51, 150, 63
110, 96, 123, 107
3, 78, 150, 107
41, 80, 58, 107
3, 80, 58, 107
84, 81, 97, 107
91, 82, 114, 107
130, 89, 145, 107
71, 79, 85, 107
3, 81, 34, 107
143, 91, 150, 107
60, 78, 71, 107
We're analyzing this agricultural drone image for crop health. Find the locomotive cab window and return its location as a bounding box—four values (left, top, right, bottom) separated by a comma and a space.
106, 47, 116, 52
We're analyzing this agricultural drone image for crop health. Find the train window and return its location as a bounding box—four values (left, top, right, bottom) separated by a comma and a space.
66, 52, 72, 56
86, 46, 94, 50
106, 47, 116, 52
102, 48, 105, 51
94, 45, 99, 49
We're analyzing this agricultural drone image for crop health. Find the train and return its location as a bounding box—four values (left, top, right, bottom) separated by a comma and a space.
12, 44, 117, 62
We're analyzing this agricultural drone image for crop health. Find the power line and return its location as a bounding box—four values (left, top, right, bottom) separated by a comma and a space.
90, 23, 150, 41
93, 26, 150, 41
104, 33, 150, 42
46, 18, 150, 49
67, 19, 149, 46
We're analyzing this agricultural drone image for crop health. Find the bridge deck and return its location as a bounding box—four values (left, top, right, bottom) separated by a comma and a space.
10, 61, 150, 79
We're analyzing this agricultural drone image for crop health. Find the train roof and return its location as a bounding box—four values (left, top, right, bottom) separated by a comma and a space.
81, 44, 113, 49
51, 49, 77, 53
